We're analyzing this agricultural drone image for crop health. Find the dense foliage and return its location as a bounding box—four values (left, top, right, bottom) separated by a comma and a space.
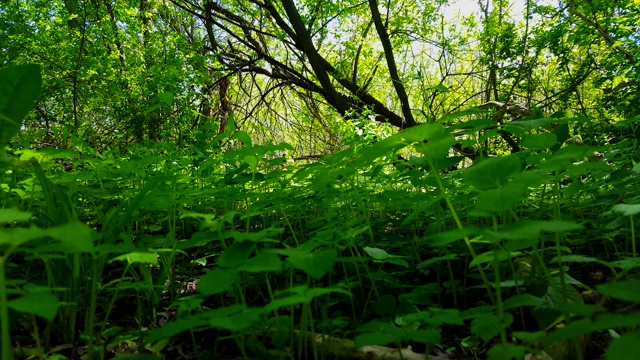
1, 0, 639, 359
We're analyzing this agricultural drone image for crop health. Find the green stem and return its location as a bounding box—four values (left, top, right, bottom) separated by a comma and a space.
0, 257, 13, 360
631, 216, 636, 258
429, 160, 496, 306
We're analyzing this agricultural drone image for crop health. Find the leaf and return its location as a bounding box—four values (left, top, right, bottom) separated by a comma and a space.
422, 228, 483, 247
512, 331, 546, 342
0, 64, 42, 148
286, 249, 338, 280
463, 155, 523, 191
0, 222, 97, 253
239, 252, 283, 272
363, 247, 409, 267
503, 294, 546, 310
110, 252, 158, 265
206, 307, 262, 331
487, 343, 525, 360
432, 84, 449, 92
234, 131, 252, 147
144, 316, 208, 344
197, 268, 238, 295
9, 292, 60, 321
356, 123, 445, 166
475, 182, 528, 213
438, 107, 485, 124
264, 286, 350, 313
522, 133, 557, 150
547, 313, 640, 343
471, 313, 512, 342
606, 330, 640, 360
597, 280, 640, 302
493, 221, 584, 240
363, 247, 392, 260
416, 254, 458, 269
0, 208, 31, 224
217, 241, 255, 267
612, 204, 640, 216
355, 332, 399, 347
157, 91, 174, 105
373, 295, 396, 315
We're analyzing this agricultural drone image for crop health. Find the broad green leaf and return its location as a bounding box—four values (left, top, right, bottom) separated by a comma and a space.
487, 343, 525, 360
207, 307, 262, 331
363, 247, 409, 267
157, 91, 174, 105
471, 313, 512, 342
243, 155, 258, 170
475, 182, 528, 213
493, 221, 584, 240
547, 313, 640, 343
264, 286, 350, 313
356, 123, 444, 166
597, 280, 640, 302
9, 292, 59, 321
463, 155, 522, 190
416, 254, 458, 269
0, 208, 31, 224
512, 331, 546, 342
217, 241, 255, 267
144, 316, 208, 344
234, 131, 252, 147
437, 107, 485, 124
503, 294, 546, 310
355, 322, 440, 347
401, 308, 463, 326
198, 268, 238, 295
422, 228, 483, 247
110, 252, 158, 265
432, 84, 449, 92
228, 227, 284, 243
606, 330, 640, 360
373, 295, 396, 315
612, 203, 640, 216
507, 117, 553, 129
0, 64, 42, 148
239, 252, 282, 272
363, 247, 392, 260
414, 134, 457, 160
403, 328, 441, 344
286, 249, 337, 279
144, 305, 246, 344
522, 133, 557, 150
0, 222, 97, 253
610, 258, 640, 270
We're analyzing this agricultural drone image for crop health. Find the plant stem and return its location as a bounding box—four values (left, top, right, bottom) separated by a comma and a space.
0, 257, 13, 360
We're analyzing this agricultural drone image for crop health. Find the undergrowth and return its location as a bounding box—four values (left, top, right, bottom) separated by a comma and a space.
2, 66, 640, 360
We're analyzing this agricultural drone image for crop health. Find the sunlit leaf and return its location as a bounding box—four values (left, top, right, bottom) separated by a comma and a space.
110, 252, 158, 265
612, 203, 640, 216
0, 208, 31, 224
